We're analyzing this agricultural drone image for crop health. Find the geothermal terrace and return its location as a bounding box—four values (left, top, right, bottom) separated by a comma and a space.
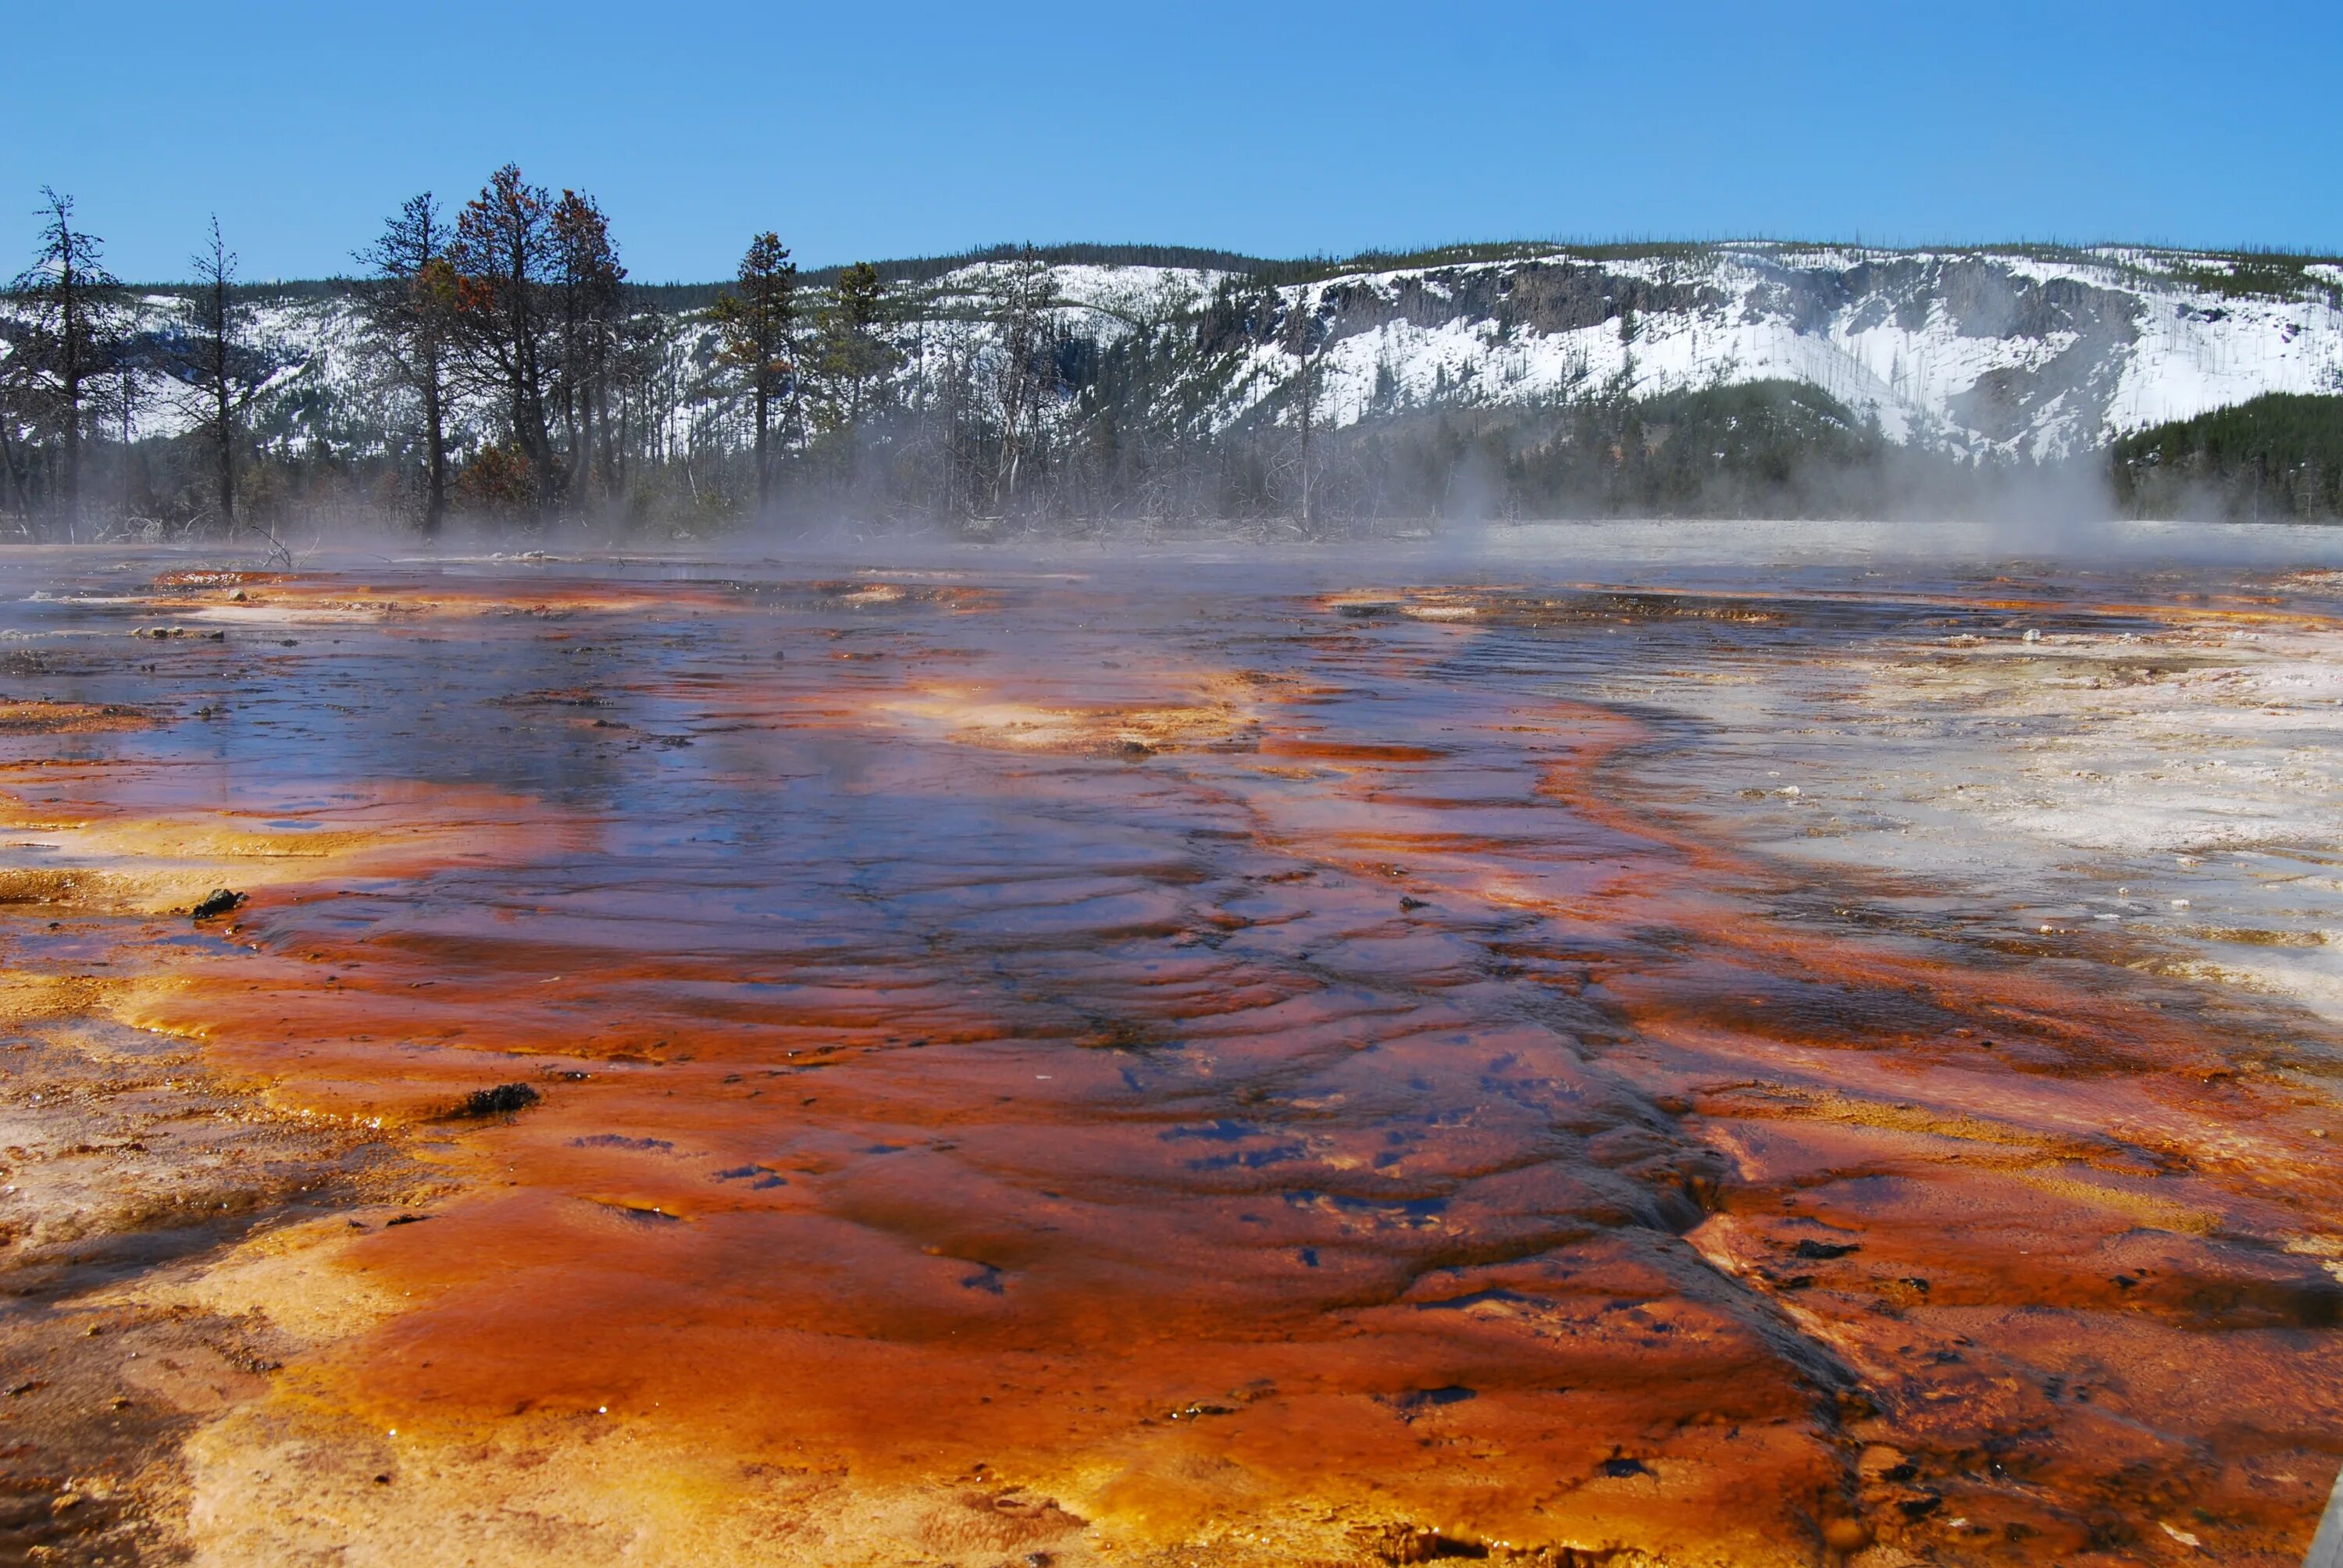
0, 529, 2338, 1566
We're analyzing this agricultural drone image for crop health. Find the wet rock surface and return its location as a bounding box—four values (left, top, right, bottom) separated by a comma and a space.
0, 542, 2334, 1565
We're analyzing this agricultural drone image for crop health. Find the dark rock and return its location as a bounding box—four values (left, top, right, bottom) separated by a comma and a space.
457, 1082, 542, 1117
189, 889, 244, 920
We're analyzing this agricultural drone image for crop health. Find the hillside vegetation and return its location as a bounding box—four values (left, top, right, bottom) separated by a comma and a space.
2112, 394, 2343, 520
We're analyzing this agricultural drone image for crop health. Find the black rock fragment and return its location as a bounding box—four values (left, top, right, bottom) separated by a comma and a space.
458, 1082, 543, 1117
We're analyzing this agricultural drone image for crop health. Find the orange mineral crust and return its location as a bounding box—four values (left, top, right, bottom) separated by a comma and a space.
2, 555, 2338, 1566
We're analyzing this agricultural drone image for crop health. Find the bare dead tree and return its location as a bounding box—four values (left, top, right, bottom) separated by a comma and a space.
986, 247, 1059, 511
187, 216, 244, 534
1286, 290, 1321, 529
607, 311, 679, 501
114, 351, 144, 526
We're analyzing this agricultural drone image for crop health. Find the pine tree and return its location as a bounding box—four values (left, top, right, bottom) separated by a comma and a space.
187, 216, 244, 534
356, 193, 459, 535
449, 166, 558, 518
817, 261, 900, 433
551, 191, 625, 503
7, 189, 127, 537
708, 232, 797, 512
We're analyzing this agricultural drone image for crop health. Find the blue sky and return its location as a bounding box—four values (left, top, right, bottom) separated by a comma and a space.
8, 0, 2339, 282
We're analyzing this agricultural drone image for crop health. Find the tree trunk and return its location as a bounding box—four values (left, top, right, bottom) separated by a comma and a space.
595, 376, 617, 503
214, 273, 234, 532
0, 422, 30, 523
59, 277, 80, 539
754, 382, 771, 511
423, 355, 447, 536
1299, 351, 1313, 527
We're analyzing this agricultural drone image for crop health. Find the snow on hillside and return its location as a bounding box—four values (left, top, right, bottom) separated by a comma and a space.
10, 244, 2340, 463
1218, 246, 2343, 458
924, 260, 1236, 326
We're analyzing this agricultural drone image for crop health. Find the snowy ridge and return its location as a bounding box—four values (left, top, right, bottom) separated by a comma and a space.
1209, 245, 2343, 459
12, 243, 2341, 463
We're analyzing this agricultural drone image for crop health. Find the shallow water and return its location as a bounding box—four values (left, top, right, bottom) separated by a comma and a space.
2, 540, 2340, 1565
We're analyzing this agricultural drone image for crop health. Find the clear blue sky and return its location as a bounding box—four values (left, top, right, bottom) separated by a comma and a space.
8, 0, 2338, 283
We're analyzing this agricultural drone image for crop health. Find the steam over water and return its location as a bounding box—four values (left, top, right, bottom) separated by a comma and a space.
1, 530, 2339, 1566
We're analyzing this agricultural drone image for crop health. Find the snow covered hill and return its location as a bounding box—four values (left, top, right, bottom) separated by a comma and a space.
50, 242, 2343, 465
1175, 244, 2343, 460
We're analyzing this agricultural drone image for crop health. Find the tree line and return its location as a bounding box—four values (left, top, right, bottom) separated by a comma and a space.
0, 169, 922, 540
2110, 392, 2343, 522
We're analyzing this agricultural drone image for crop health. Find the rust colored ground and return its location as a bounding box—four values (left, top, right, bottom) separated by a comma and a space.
0, 554, 2337, 1567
